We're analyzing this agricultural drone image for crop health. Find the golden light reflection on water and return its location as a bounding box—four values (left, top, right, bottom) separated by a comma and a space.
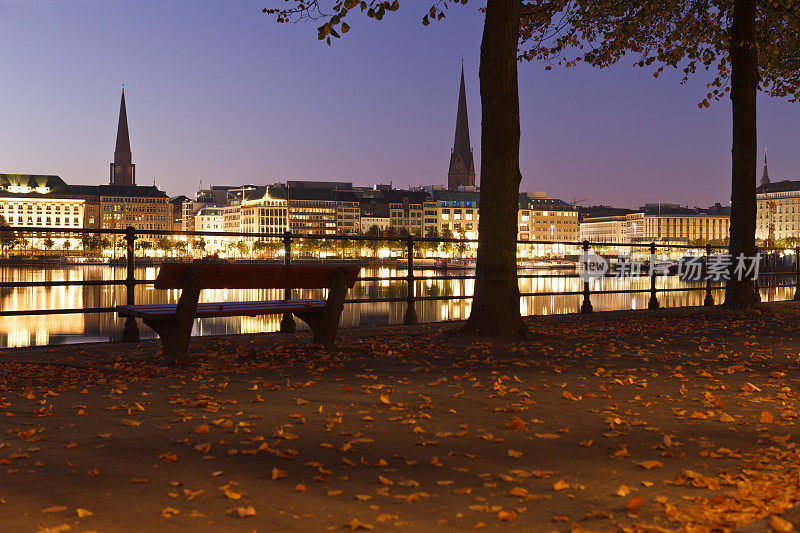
0, 266, 794, 348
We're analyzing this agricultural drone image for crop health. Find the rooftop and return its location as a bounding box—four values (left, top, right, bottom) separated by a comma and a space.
0, 174, 67, 192
430, 190, 480, 203
95, 185, 168, 199
0, 174, 168, 200
519, 195, 575, 210
757, 179, 800, 194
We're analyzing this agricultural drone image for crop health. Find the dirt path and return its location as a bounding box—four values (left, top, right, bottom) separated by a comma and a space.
2, 304, 800, 532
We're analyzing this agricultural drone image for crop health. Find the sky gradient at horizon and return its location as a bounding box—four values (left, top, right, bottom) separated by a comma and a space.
1, 0, 800, 208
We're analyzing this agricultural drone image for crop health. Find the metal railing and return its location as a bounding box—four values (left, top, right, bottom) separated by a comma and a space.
0, 225, 798, 342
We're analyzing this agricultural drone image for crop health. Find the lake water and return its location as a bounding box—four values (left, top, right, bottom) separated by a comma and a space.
0, 265, 793, 348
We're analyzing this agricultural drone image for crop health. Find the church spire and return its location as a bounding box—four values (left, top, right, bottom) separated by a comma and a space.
761, 147, 770, 187
448, 64, 475, 190
115, 87, 131, 155
453, 64, 471, 157
110, 86, 135, 186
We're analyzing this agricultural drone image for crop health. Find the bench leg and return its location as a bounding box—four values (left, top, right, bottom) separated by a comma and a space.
144, 318, 192, 366
121, 317, 140, 343
294, 311, 326, 348
295, 268, 349, 350
143, 267, 204, 366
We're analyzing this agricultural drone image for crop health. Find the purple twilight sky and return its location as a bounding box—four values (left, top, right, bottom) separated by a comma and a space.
0, 0, 799, 209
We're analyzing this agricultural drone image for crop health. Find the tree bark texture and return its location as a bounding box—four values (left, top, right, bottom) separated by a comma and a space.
724, 0, 759, 309
463, 0, 527, 336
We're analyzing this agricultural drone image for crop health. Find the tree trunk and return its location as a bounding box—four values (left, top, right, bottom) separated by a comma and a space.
724, 0, 758, 309
463, 0, 527, 336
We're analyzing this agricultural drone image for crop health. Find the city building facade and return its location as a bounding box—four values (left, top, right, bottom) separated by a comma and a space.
581, 206, 731, 245
756, 180, 800, 244
359, 194, 390, 233
387, 190, 428, 235
98, 187, 170, 232
335, 191, 361, 235
195, 206, 225, 252
423, 187, 480, 239
578, 215, 628, 244
518, 192, 579, 243
240, 187, 288, 236
286, 187, 337, 236
0, 174, 85, 250
753, 151, 800, 244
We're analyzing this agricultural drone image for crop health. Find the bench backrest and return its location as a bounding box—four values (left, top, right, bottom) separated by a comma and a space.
154, 264, 359, 290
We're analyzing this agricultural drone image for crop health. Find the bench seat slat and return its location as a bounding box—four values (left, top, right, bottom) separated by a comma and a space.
118, 299, 321, 310
117, 299, 325, 319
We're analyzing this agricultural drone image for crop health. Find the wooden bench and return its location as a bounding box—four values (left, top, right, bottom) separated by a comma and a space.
116, 264, 359, 364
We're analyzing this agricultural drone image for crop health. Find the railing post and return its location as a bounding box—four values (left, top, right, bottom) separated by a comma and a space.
403, 235, 418, 325
704, 243, 714, 306
280, 231, 296, 333
794, 247, 800, 301
580, 240, 593, 314
753, 245, 762, 304
121, 226, 140, 342
648, 242, 660, 309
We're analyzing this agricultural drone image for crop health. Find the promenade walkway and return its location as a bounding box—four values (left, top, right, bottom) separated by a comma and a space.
3, 304, 800, 532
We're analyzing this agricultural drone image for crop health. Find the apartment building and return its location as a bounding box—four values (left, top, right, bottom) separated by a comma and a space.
387, 190, 428, 235
518, 192, 579, 242
580, 206, 730, 245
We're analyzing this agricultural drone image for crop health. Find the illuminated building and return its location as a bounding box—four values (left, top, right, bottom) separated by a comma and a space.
335, 191, 360, 235
757, 181, 800, 243
358, 189, 390, 232
170, 195, 189, 231
195, 206, 225, 252
281, 183, 356, 236
283, 187, 337, 236
755, 151, 800, 244
579, 214, 629, 244
581, 206, 730, 245
387, 190, 428, 235
0, 174, 85, 249
636, 211, 729, 244
96, 188, 170, 232
419, 187, 576, 245
518, 192, 579, 243
360, 214, 390, 233
423, 188, 479, 239
240, 187, 288, 236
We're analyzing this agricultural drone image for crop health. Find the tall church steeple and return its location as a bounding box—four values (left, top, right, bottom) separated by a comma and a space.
110, 87, 135, 186
448, 64, 475, 190
761, 147, 770, 187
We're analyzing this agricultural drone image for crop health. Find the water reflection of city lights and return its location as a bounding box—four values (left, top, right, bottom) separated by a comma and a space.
0, 265, 794, 349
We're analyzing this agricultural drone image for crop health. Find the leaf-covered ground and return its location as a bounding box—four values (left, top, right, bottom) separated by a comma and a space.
3, 304, 800, 532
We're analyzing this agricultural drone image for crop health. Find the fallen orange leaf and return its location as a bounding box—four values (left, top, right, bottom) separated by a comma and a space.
506, 417, 528, 431
637, 460, 663, 470
627, 496, 645, 514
